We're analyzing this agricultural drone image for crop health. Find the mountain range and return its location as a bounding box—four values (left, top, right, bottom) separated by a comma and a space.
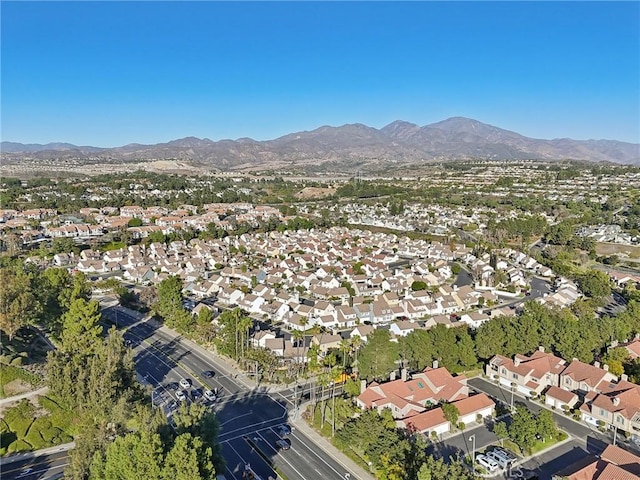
2, 117, 639, 171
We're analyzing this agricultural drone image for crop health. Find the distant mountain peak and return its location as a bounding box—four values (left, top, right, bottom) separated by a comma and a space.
2, 117, 638, 167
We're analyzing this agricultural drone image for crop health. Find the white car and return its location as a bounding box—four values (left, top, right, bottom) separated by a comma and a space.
179, 378, 191, 389
204, 389, 216, 401
176, 390, 187, 402
476, 454, 500, 473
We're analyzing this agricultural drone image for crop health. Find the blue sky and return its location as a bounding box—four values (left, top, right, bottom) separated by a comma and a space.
2, 1, 639, 146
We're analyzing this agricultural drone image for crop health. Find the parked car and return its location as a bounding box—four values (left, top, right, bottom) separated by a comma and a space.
179, 378, 191, 389
204, 389, 216, 401
493, 447, 517, 461
176, 390, 187, 402
486, 450, 513, 469
276, 424, 292, 436
166, 382, 179, 391
476, 454, 500, 473
275, 439, 291, 451
191, 389, 202, 401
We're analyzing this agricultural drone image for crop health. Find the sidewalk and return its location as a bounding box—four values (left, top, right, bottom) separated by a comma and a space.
0, 442, 75, 466
143, 314, 258, 391
0, 386, 49, 406
291, 407, 374, 480
117, 306, 296, 393
132, 312, 373, 478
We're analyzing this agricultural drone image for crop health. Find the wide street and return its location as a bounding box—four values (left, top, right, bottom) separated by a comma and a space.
1, 449, 69, 480
105, 306, 364, 480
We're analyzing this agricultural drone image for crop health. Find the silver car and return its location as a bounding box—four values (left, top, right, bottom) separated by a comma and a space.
476, 454, 500, 473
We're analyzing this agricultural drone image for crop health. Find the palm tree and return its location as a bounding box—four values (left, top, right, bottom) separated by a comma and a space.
300, 315, 309, 337
238, 315, 253, 361
232, 308, 242, 361
339, 338, 351, 369
350, 336, 362, 375
317, 371, 331, 428
330, 365, 341, 437
292, 329, 304, 365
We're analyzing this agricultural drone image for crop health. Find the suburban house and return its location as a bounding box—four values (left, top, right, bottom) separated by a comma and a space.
453, 393, 496, 426
580, 377, 640, 440
311, 333, 343, 356
552, 444, 640, 480
559, 360, 618, 396
545, 386, 579, 411
486, 347, 567, 396
399, 393, 495, 436
356, 365, 468, 420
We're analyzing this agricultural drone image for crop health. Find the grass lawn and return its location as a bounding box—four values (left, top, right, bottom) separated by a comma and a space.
0, 365, 43, 398
0, 396, 75, 456
527, 431, 568, 455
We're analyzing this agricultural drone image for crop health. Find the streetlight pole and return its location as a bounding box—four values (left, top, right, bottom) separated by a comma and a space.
469, 434, 476, 468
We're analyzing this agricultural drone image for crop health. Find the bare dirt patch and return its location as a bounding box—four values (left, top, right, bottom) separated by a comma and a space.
596, 242, 640, 258
2, 379, 32, 397
294, 186, 336, 200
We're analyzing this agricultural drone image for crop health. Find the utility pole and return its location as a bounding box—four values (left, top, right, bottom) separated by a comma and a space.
469, 434, 476, 467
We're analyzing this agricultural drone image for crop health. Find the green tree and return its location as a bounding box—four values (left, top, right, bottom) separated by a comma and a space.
0, 267, 39, 341
357, 329, 399, 382
399, 330, 434, 371
602, 347, 630, 376
508, 406, 538, 452
493, 421, 509, 446
411, 280, 427, 291
162, 433, 215, 480
343, 378, 361, 398
536, 409, 557, 440
91, 430, 164, 480
60, 299, 103, 355
214, 308, 251, 362
172, 402, 223, 471
441, 402, 459, 428
577, 270, 612, 300
156, 276, 186, 327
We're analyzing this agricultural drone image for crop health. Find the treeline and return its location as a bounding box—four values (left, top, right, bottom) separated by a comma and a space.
0, 259, 224, 479
0, 260, 92, 342
351, 301, 640, 383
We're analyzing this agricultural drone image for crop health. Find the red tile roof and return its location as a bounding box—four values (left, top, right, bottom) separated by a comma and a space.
401, 407, 448, 433
452, 393, 495, 416
546, 386, 579, 404
600, 444, 640, 476
590, 381, 640, 420
562, 360, 616, 390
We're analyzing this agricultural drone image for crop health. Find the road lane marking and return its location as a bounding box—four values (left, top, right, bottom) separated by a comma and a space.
290, 430, 361, 480
220, 411, 254, 427
257, 431, 306, 479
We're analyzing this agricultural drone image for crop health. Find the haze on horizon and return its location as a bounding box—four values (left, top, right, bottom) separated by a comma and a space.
1, 1, 639, 147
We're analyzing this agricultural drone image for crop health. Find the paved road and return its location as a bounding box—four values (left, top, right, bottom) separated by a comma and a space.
104, 307, 366, 480
0, 387, 49, 406
463, 377, 640, 479
1, 449, 68, 480
427, 377, 640, 479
